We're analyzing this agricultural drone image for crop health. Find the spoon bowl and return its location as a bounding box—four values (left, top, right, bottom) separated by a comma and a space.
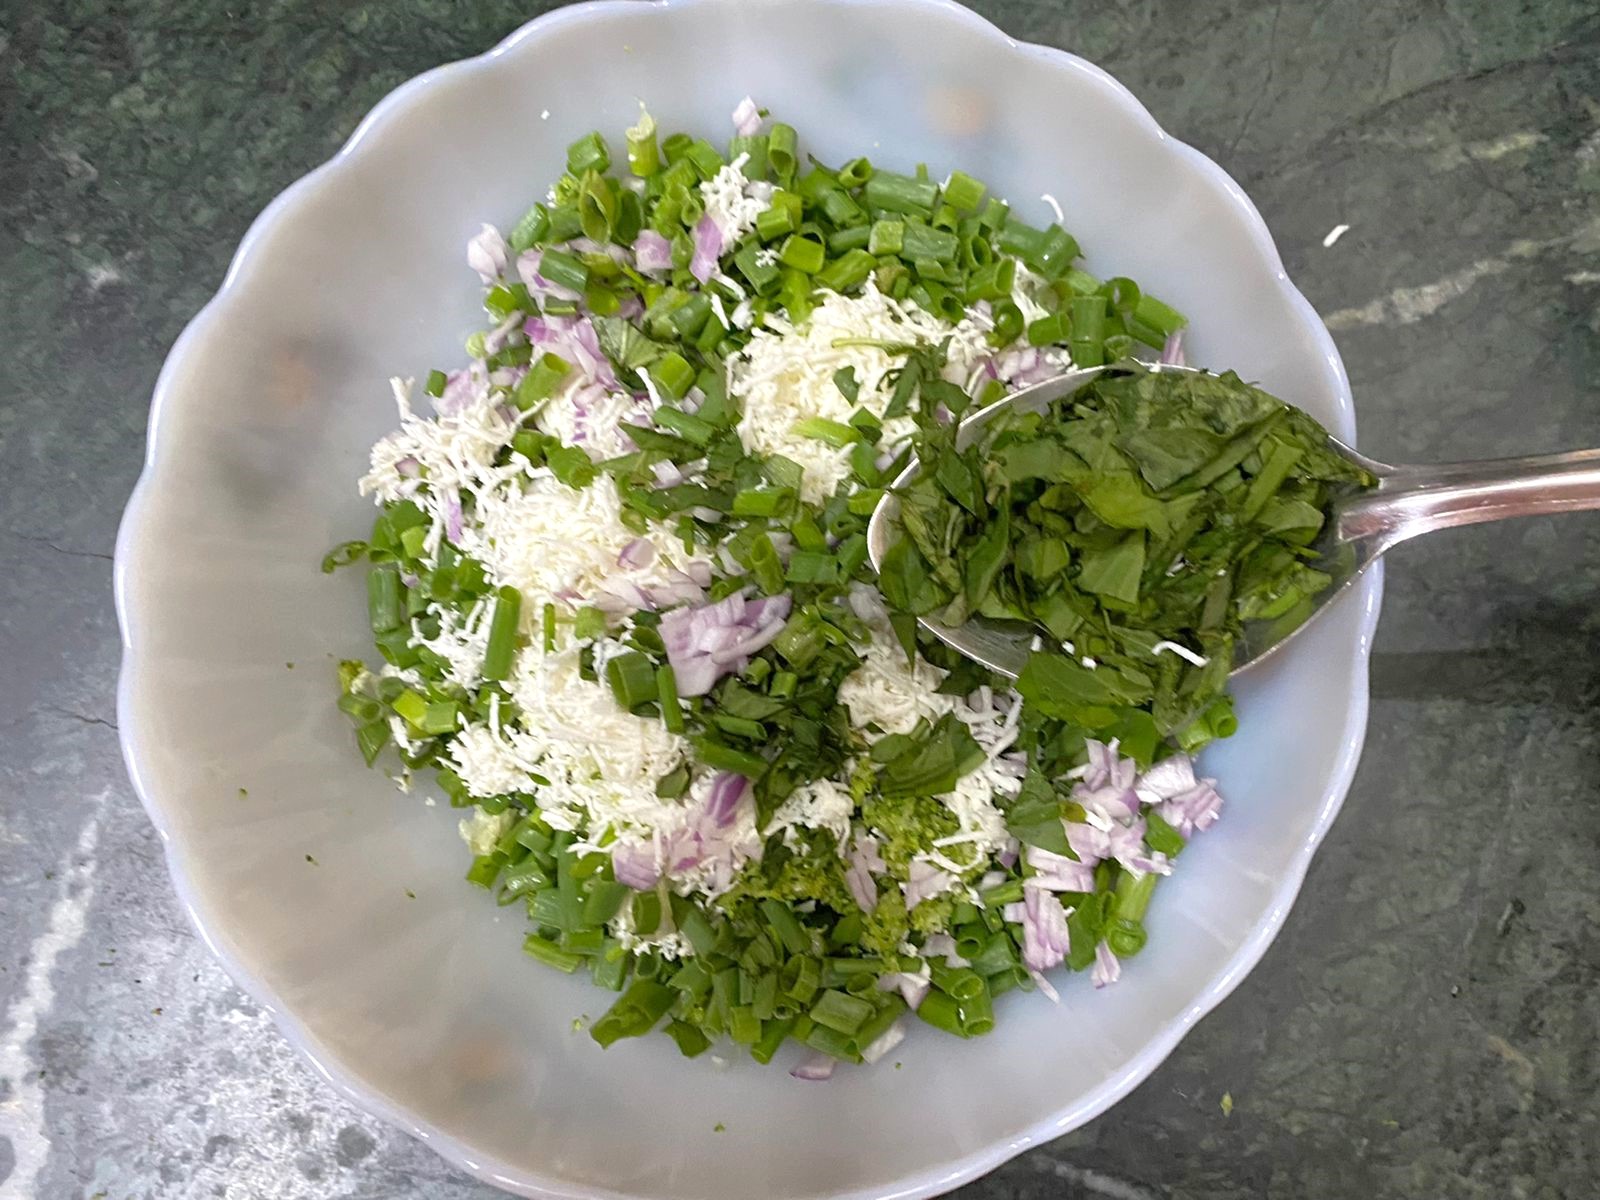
868, 365, 1600, 680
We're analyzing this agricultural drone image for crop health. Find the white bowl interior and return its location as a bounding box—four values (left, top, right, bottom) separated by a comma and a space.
117, 2, 1378, 1197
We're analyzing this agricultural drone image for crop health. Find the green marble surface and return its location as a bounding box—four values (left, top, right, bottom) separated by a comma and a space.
2, 1, 1598, 1197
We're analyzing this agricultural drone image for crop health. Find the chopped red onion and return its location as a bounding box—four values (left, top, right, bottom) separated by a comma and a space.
844, 831, 885, 913
633, 230, 673, 274
524, 311, 617, 390
610, 843, 659, 890
466, 223, 508, 283
1135, 755, 1198, 806
704, 771, 749, 827
1028, 968, 1061, 1004
436, 366, 485, 415
731, 95, 762, 137
395, 455, 420, 477
790, 1052, 836, 1082
482, 311, 525, 356
690, 215, 723, 283
658, 590, 792, 695
1023, 845, 1096, 893
1158, 779, 1223, 838
903, 860, 956, 909
1159, 330, 1186, 366
1021, 887, 1071, 973
1091, 940, 1122, 988
618, 537, 657, 570
442, 491, 464, 545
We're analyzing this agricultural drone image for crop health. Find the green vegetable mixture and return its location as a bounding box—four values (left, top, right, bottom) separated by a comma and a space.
325, 99, 1355, 1074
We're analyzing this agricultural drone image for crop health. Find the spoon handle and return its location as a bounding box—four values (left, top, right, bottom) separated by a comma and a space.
1338, 448, 1600, 549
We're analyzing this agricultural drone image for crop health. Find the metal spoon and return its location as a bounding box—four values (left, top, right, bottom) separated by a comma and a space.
867, 364, 1600, 680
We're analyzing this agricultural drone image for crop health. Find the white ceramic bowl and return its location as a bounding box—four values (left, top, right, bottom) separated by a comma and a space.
115, 2, 1382, 1196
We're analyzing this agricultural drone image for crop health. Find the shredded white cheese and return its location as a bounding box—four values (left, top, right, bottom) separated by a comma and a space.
699, 156, 770, 244
728, 283, 991, 503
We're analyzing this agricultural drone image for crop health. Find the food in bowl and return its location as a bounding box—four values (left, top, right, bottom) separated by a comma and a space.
325, 99, 1322, 1076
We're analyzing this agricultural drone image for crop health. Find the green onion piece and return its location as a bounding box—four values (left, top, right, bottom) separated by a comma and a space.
1108, 917, 1147, 957
751, 1016, 795, 1064
538, 248, 590, 294
560, 927, 605, 956
957, 983, 995, 1035
692, 736, 767, 777
590, 980, 676, 1046
650, 351, 696, 400
772, 613, 825, 668
836, 156, 873, 187
524, 934, 583, 973
625, 108, 661, 177
734, 243, 783, 294
424, 368, 448, 397
508, 201, 551, 252
730, 132, 769, 179
816, 249, 875, 293
577, 171, 617, 243
779, 233, 827, 274
761, 898, 810, 956
809, 989, 874, 1035
685, 138, 725, 180
337, 693, 382, 724
980, 878, 1024, 908
632, 889, 662, 934
366, 567, 403, 633
865, 170, 938, 215
1025, 311, 1069, 347
755, 201, 798, 242
355, 721, 390, 766
577, 878, 626, 926
747, 532, 786, 595
826, 225, 871, 254
606, 651, 658, 709
782, 955, 821, 1004
1068, 294, 1108, 366
712, 713, 765, 740
566, 131, 610, 175
665, 1020, 711, 1057
1113, 867, 1159, 923
794, 417, 860, 448
767, 123, 798, 179
785, 551, 838, 585
591, 938, 629, 991
573, 606, 608, 642
943, 170, 987, 211
729, 1005, 761, 1045
515, 352, 572, 412
656, 665, 684, 733
678, 906, 717, 957
989, 300, 1024, 345
732, 487, 796, 519
915, 989, 966, 1037
1131, 292, 1187, 344
868, 218, 905, 256
902, 222, 958, 262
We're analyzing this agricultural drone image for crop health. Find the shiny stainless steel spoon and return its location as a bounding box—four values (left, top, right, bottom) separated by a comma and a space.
867, 364, 1600, 680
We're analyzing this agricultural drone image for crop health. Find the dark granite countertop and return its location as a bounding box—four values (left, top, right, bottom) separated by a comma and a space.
3, 2, 1598, 1197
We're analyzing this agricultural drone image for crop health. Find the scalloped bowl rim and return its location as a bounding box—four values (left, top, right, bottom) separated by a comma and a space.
114, 2, 1382, 1196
